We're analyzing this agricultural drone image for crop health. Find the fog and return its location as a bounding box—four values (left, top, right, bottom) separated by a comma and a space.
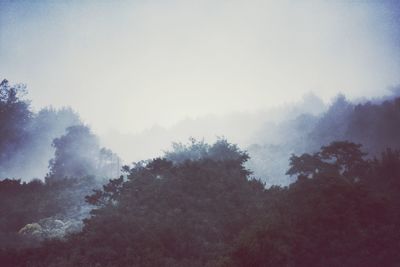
1, 0, 399, 185
2, 1, 400, 260
1, 0, 399, 135
100, 92, 326, 161
100, 88, 400, 186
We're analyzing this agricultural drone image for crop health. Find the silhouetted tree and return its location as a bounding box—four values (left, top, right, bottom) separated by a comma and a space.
0, 79, 32, 176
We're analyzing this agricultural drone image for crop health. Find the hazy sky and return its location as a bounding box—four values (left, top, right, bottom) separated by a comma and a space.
1, 0, 399, 134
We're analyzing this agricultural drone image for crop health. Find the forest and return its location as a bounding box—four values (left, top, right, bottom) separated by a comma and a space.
0, 79, 400, 267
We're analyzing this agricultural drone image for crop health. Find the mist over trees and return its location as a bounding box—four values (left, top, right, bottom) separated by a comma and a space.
0, 79, 33, 178
0, 80, 119, 249
1, 0, 399, 264
100, 91, 400, 187
0, 176, 97, 249
100, 92, 327, 163
2, 140, 400, 266
47, 125, 120, 180
0, 79, 120, 181
0, 79, 82, 180
248, 92, 400, 186
1, 78, 400, 266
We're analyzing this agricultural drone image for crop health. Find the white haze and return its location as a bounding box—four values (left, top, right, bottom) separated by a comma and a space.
1, 0, 399, 163
101, 92, 327, 162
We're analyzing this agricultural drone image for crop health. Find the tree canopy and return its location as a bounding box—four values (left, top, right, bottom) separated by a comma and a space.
3, 140, 400, 267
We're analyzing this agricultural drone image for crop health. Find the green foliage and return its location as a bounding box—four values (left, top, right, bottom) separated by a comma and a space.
165, 137, 249, 166
310, 95, 400, 155
2, 140, 400, 267
71, 140, 260, 266
287, 141, 368, 181
230, 142, 400, 267
0, 176, 99, 249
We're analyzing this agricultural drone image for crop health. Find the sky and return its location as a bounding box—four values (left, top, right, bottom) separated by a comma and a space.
1, 0, 399, 135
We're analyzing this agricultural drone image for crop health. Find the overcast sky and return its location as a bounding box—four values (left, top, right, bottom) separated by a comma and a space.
1, 0, 399, 134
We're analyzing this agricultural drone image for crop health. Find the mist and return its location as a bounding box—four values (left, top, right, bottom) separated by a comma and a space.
1, 1, 400, 265
1, 0, 399, 135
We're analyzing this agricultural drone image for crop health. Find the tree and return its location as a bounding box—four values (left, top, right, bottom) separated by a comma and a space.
47, 125, 100, 179
287, 141, 367, 182
3, 140, 400, 266
319, 141, 367, 178
25, 139, 264, 266
165, 137, 249, 167
47, 125, 120, 181
0, 79, 32, 176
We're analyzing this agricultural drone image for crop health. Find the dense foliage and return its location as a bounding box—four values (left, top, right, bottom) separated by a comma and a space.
248, 94, 400, 185
0, 176, 98, 249
309, 95, 400, 154
1, 140, 399, 267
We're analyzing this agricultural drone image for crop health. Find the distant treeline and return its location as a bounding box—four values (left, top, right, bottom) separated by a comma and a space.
1, 79, 400, 266
248, 93, 400, 185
